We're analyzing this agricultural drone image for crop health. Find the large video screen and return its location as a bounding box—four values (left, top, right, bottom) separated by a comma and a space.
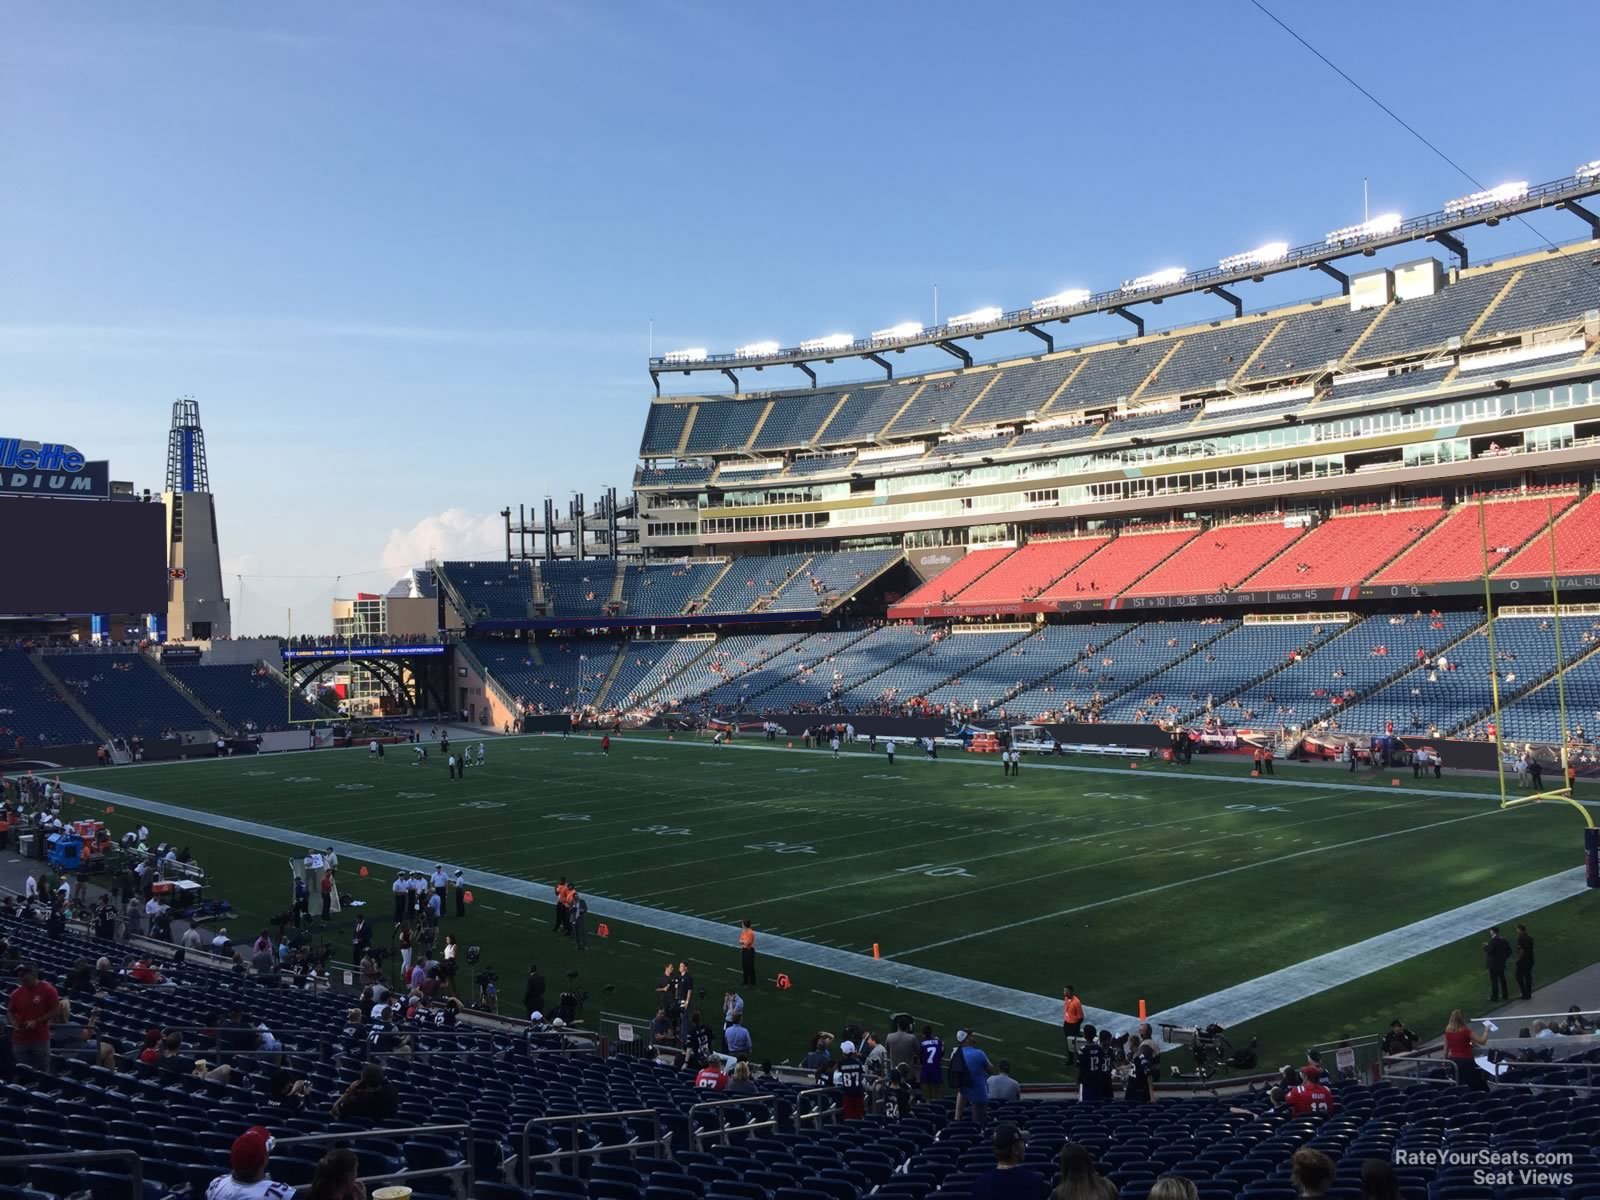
0, 496, 168, 615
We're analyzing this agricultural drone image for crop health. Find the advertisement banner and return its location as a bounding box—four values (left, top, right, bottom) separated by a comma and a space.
907, 546, 967, 582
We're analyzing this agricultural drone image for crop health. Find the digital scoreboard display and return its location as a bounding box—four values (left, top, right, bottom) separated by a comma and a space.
0, 495, 168, 615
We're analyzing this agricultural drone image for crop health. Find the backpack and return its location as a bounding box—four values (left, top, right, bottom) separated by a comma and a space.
947, 1045, 968, 1087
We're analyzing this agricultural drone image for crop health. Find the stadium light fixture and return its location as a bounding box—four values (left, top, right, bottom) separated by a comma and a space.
734, 340, 780, 358
1121, 267, 1186, 293
946, 306, 1004, 328
1218, 241, 1290, 272
1030, 288, 1091, 312
1325, 212, 1402, 244
799, 333, 853, 353
663, 347, 708, 364
1574, 159, 1600, 181
871, 321, 924, 342
1444, 181, 1529, 214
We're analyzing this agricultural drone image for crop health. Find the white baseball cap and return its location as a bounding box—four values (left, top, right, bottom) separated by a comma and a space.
839, 1040, 856, 1055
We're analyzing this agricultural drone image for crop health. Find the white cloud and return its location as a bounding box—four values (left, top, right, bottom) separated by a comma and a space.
381, 509, 504, 573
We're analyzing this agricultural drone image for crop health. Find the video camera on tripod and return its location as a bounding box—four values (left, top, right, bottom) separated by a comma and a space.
461, 945, 497, 1008
1161, 1022, 1255, 1081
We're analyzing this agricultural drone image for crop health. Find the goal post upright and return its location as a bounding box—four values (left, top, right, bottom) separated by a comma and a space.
1479, 499, 1596, 886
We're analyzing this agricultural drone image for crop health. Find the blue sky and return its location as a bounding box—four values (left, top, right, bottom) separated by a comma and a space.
3, 1, 1597, 633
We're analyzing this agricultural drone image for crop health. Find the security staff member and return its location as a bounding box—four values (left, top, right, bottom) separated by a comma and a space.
1484, 926, 1512, 1002
1515, 923, 1535, 1000
739, 919, 757, 986
1061, 985, 1084, 1064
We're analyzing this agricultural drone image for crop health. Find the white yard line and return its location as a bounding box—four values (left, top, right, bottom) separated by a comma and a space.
61, 779, 1141, 1033
896, 805, 1507, 956
61, 736, 1584, 1042
1148, 868, 1593, 1031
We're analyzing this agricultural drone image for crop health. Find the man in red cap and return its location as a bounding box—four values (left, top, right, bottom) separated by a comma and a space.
206, 1127, 295, 1200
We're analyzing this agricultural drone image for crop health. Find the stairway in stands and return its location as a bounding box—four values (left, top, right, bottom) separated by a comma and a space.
145, 652, 236, 735
25, 654, 112, 745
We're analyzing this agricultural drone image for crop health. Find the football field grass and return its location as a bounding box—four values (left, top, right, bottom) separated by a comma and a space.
57, 732, 1598, 1081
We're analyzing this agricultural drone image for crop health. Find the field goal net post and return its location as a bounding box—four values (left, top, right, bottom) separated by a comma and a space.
1473, 498, 1598, 887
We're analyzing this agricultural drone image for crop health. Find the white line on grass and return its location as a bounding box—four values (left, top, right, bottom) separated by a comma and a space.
896, 804, 1505, 956
60, 779, 1141, 1033
1148, 868, 1593, 1031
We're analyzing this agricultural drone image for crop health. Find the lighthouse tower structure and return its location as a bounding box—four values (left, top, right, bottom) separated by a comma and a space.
163, 398, 232, 640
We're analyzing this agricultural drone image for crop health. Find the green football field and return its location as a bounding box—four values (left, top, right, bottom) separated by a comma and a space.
56, 732, 1598, 1081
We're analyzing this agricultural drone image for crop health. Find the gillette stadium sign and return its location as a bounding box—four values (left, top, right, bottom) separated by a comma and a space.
0, 438, 110, 498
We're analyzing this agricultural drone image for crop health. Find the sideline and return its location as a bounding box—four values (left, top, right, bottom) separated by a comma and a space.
72, 726, 1518, 806
59, 779, 1143, 1034
1148, 868, 1592, 1031
57, 734, 1585, 1038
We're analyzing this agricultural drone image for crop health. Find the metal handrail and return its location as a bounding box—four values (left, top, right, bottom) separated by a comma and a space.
0, 1151, 141, 1200
520, 1109, 666, 1183
793, 1086, 842, 1133
1471, 1007, 1599, 1026
275, 1123, 474, 1188
686, 1093, 778, 1148
273, 1124, 471, 1152
1381, 1051, 1600, 1092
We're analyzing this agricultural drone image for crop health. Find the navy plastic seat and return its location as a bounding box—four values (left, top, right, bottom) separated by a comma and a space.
28, 1165, 85, 1198
82, 1171, 162, 1200
526, 1175, 586, 1199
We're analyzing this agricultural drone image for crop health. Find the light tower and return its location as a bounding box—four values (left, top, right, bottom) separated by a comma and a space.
163, 397, 232, 640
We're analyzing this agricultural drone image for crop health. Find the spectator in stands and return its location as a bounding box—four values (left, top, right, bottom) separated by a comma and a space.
1124, 1042, 1155, 1104
208, 1126, 294, 1200
1052, 1143, 1115, 1200
862, 1030, 890, 1097
308, 1148, 363, 1200
720, 1060, 756, 1095
1284, 1066, 1335, 1115
1442, 1008, 1490, 1090
8, 961, 60, 1075
330, 1062, 399, 1120
885, 1013, 919, 1081
685, 1010, 712, 1062
1357, 1159, 1400, 1200
918, 1024, 945, 1098
1077, 1027, 1114, 1104
723, 1012, 752, 1061
1148, 1179, 1198, 1200
136, 1027, 162, 1064
951, 1029, 994, 1123
974, 1122, 1047, 1200
49, 1000, 115, 1068
833, 1039, 866, 1119
989, 1057, 1022, 1103
801, 1031, 834, 1083
1290, 1148, 1335, 1200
